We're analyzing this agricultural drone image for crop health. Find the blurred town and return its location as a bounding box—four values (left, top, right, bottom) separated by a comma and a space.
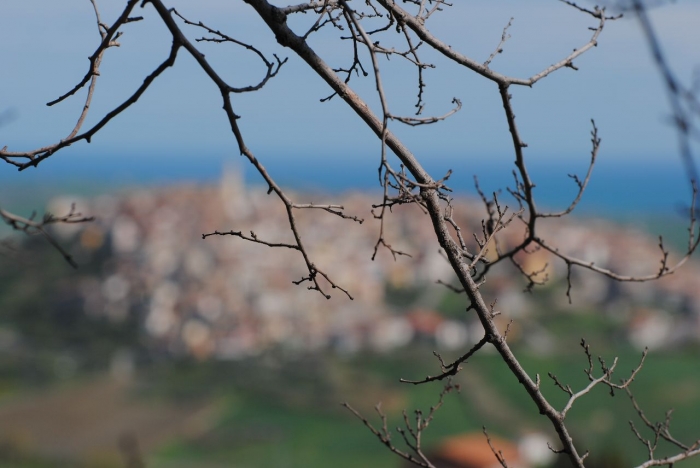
1, 167, 699, 467
33, 165, 700, 362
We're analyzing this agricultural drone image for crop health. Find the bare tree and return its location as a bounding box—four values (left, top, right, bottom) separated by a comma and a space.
2, 1, 699, 466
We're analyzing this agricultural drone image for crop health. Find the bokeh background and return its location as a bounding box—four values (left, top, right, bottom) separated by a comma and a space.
1, 1, 699, 467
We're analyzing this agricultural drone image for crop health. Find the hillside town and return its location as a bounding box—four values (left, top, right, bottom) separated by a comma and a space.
43, 166, 700, 361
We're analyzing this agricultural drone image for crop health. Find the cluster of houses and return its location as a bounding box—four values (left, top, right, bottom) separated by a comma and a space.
44, 165, 700, 361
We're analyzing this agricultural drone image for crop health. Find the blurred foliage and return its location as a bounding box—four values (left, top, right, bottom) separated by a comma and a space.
0, 234, 142, 387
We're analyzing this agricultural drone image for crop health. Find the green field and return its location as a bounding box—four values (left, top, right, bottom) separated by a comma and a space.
1, 214, 699, 467
0, 335, 696, 466
141, 343, 700, 467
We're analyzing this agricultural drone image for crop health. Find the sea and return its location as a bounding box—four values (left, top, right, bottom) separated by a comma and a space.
0, 150, 695, 218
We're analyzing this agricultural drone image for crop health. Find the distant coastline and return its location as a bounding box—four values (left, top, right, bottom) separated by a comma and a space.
0, 151, 693, 218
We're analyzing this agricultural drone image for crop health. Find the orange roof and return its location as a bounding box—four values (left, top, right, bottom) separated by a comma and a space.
406, 309, 443, 335
436, 432, 521, 468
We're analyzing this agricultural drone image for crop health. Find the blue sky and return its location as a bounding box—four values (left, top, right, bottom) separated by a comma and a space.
0, 1, 699, 197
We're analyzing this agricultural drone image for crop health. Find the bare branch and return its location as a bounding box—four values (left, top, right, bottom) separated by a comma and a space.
632, 0, 699, 190
400, 335, 489, 385
483, 17, 513, 69
343, 380, 458, 467
483, 427, 510, 468
292, 203, 364, 223
435, 279, 465, 294
0, 204, 94, 268
1, 40, 180, 170
0, 0, 141, 169
539, 120, 600, 218
172, 8, 287, 93
201, 230, 299, 250
244, 1, 591, 462
279, 1, 341, 16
